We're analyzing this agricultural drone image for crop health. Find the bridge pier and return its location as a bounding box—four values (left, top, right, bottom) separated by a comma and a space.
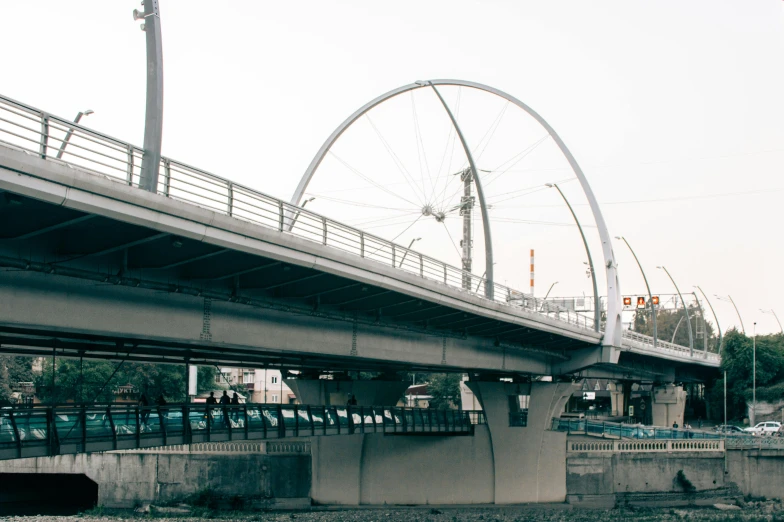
466, 380, 578, 503
651, 384, 686, 427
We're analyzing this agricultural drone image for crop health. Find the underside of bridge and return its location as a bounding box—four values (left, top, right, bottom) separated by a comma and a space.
0, 145, 717, 382
0, 153, 602, 376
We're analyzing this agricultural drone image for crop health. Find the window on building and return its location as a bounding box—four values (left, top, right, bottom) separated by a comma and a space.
271, 376, 278, 384
271, 394, 279, 403
243, 371, 254, 384
508, 394, 529, 427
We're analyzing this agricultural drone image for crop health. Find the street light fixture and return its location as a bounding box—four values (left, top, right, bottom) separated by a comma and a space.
695, 286, 722, 353
55, 110, 94, 160
715, 294, 745, 334
546, 183, 600, 331
616, 236, 657, 348
398, 237, 421, 268
540, 281, 559, 312
657, 266, 694, 355
760, 309, 783, 334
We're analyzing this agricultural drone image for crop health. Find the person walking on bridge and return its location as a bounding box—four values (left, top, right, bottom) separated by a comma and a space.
231, 392, 240, 422
220, 390, 231, 428
206, 391, 217, 425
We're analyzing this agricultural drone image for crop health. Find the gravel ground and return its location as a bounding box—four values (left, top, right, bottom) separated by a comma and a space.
2, 503, 784, 522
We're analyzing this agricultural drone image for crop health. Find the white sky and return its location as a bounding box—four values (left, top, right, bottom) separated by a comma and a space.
3, 1, 784, 334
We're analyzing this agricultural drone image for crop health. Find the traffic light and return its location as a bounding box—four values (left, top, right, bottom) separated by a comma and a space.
623, 297, 632, 306
637, 297, 646, 307
652, 296, 660, 305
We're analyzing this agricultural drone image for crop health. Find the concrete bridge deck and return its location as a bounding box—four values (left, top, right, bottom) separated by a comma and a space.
0, 93, 718, 380
0, 403, 477, 461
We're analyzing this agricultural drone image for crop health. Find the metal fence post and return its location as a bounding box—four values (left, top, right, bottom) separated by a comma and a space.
39, 112, 49, 159
126, 145, 134, 185
278, 201, 284, 232
391, 245, 396, 267
419, 254, 424, 277
227, 182, 234, 216
322, 217, 327, 245
444, 264, 447, 284
163, 159, 171, 197
360, 232, 365, 258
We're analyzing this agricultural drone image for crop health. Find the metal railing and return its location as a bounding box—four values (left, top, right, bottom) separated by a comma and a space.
724, 436, 784, 450
552, 418, 723, 440
0, 403, 473, 461
0, 94, 596, 333
622, 330, 721, 363
568, 439, 724, 453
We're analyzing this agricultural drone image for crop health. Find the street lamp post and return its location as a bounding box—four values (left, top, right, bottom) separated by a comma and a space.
715, 295, 745, 334
616, 237, 657, 348
696, 286, 722, 353
398, 238, 421, 268
133, 1, 164, 193
692, 291, 708, 354
761, 309, 783, 334
657, 266, 694, 355
540, 281, 558, 312
753, 321, 757, 426
55, 110, 94, 159
547, 183, 600, 331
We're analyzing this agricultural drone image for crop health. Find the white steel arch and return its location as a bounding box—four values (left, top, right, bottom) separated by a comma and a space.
291, 79, 622, 347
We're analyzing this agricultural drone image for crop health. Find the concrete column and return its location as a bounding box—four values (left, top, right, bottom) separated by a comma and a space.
651, 384, 686, 427
284, 379, 408, 407
466, 380, 578, 503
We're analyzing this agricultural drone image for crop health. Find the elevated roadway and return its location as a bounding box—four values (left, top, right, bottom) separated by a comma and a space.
0, 94, 719, 381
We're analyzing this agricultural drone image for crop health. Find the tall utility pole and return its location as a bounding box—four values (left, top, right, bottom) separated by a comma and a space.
459, 168, 474, 291
134, 0, 164, 193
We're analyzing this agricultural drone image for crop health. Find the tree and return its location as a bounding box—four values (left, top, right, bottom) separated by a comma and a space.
705, 329, 784, 421
0, 356, 34, 404
633, 307, 717, 351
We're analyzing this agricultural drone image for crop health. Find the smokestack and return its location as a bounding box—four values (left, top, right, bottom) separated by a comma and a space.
530, 249, 535, 296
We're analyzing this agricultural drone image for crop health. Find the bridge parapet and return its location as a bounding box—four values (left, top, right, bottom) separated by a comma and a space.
568, 439, 724, 453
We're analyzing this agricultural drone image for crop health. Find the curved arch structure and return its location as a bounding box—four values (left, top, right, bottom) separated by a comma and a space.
292, 79, 622, 347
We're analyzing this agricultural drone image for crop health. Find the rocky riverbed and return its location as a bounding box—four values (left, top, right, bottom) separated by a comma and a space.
2, 502, 784, 522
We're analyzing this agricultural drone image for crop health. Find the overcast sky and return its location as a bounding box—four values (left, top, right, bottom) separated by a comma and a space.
3, 1, 784, 335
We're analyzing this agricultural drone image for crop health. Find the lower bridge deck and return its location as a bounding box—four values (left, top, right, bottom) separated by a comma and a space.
0, 403, 480, 460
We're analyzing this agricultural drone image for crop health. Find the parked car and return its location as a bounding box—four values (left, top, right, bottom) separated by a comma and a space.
743, 421, 782, 436
713, 424, 746, 435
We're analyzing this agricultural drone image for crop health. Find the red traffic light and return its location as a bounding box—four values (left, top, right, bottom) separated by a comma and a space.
623, 297, 632, 306
652, 296, 660, 305
637, 297, 646, 307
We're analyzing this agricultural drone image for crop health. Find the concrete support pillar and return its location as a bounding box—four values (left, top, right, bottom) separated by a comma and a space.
609, 382, 623, 416
466, 380, 578, 503
284, 379, 408, 407
651, 384, 686, 427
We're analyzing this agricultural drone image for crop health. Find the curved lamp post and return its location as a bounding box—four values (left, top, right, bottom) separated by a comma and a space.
547, 183, 600, 331
715, 295, 745, 334
761, 309, 783, 334
696, 286, 722, 353
616, 237, 657, 348
398, 237, 421, 268
56, 110, 94, 159
293, 79, 622, 347
657, 266, 694, 355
